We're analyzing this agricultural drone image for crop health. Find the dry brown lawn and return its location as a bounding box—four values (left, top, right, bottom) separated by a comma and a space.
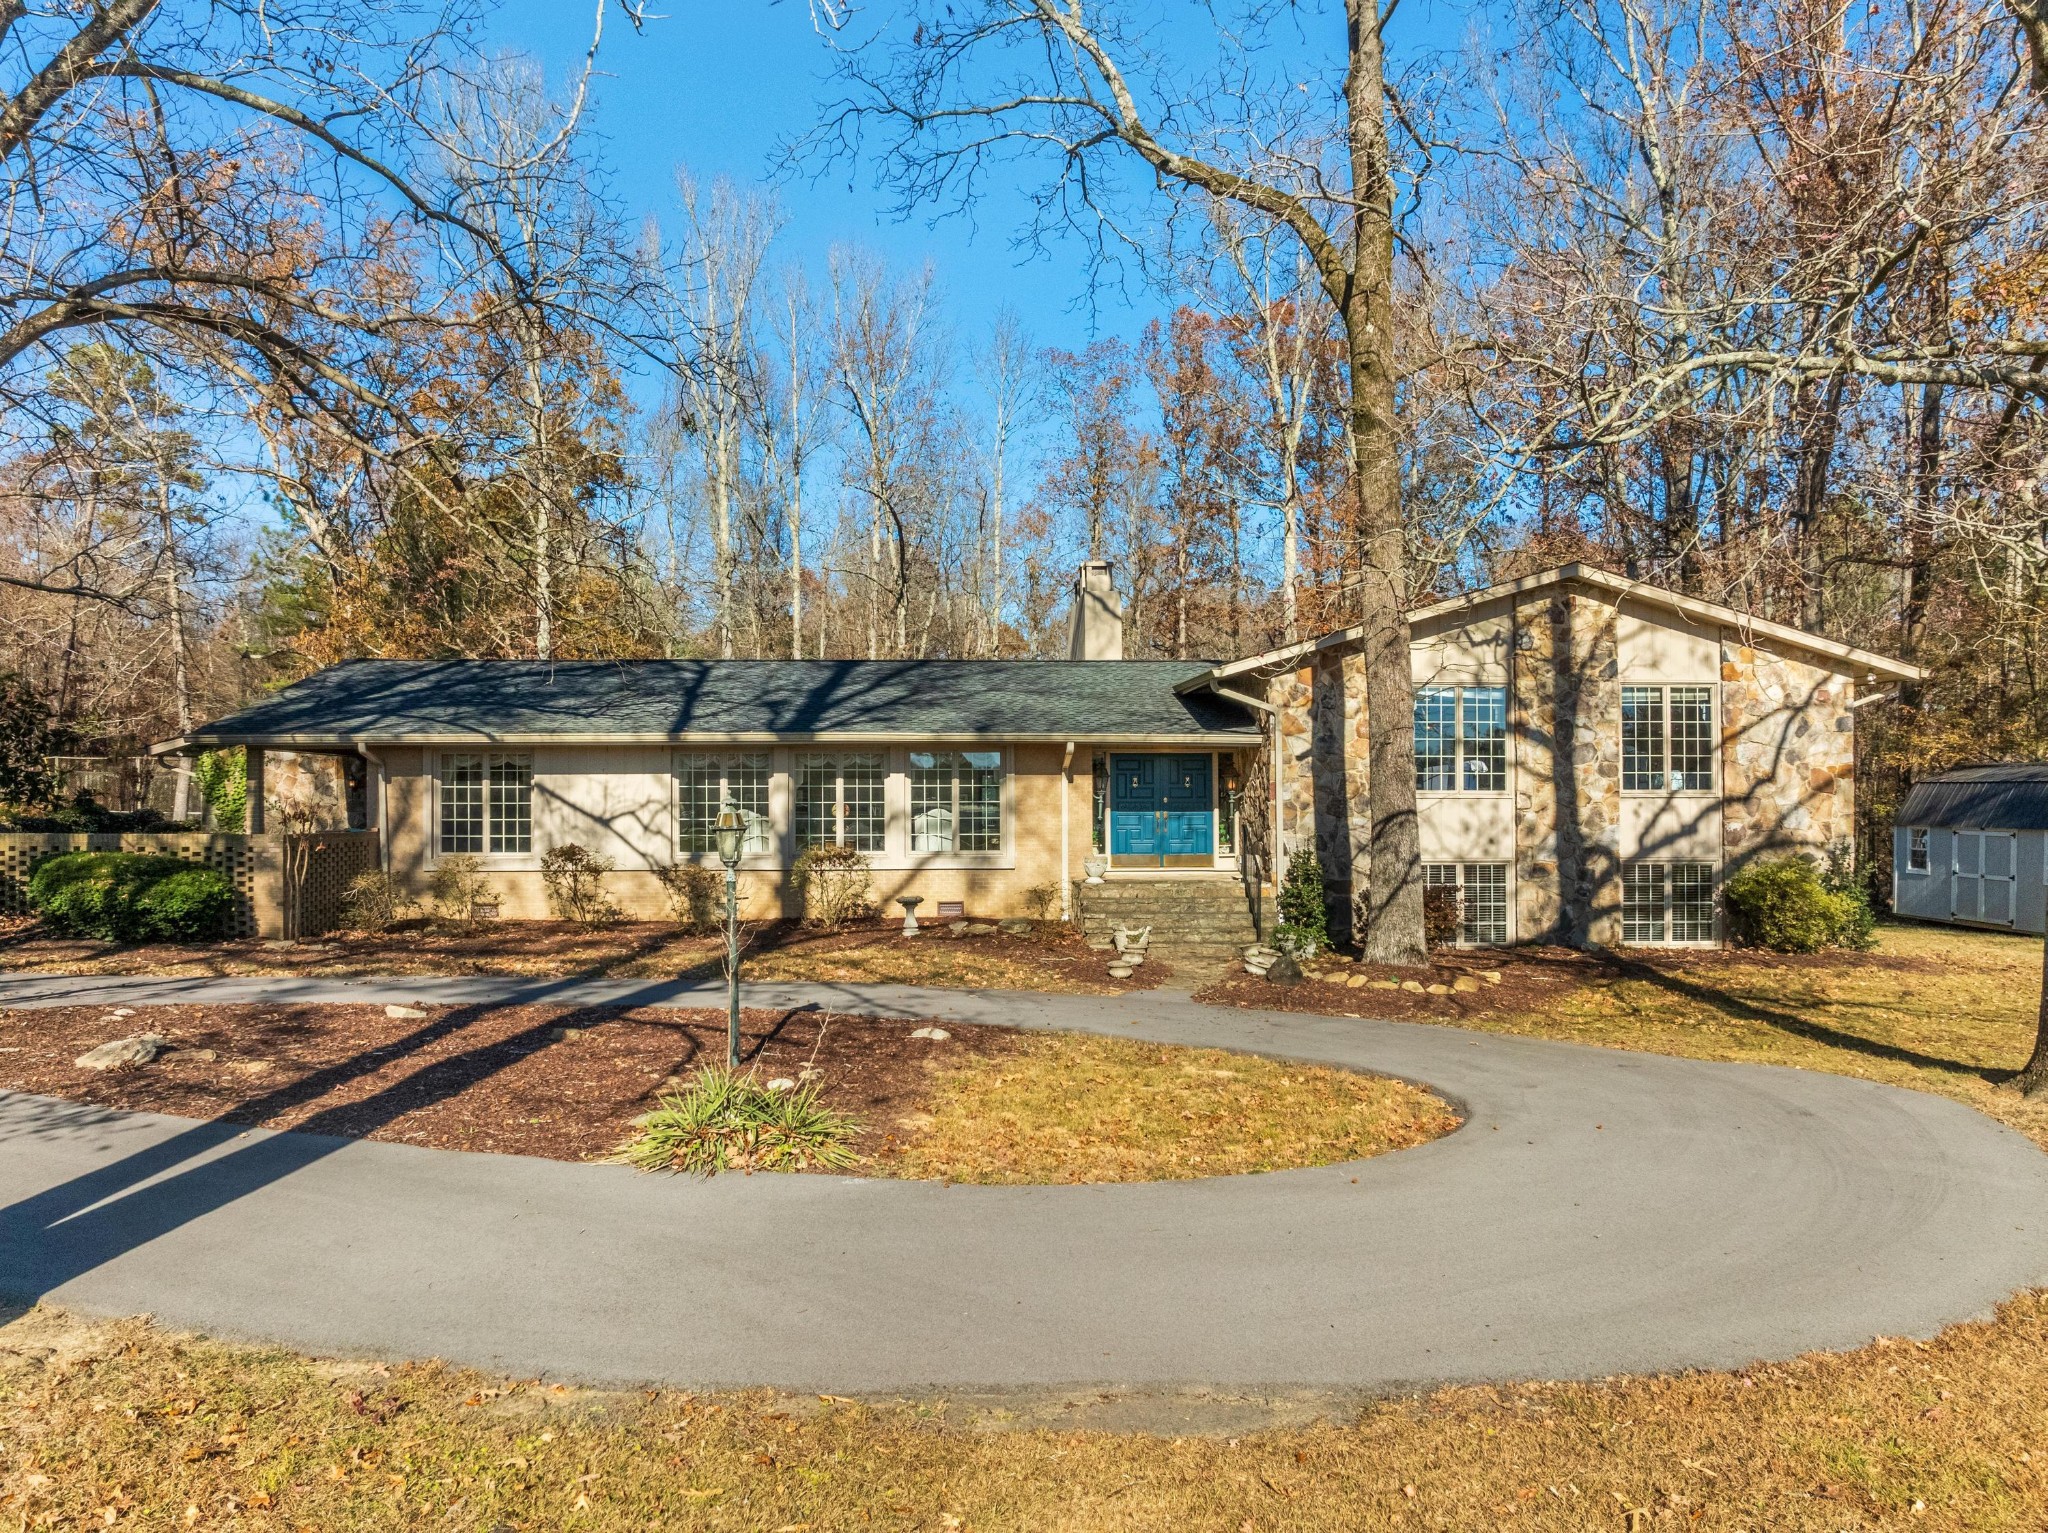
876, 1033, 1459, 1183
2, 1293, 2044, 1531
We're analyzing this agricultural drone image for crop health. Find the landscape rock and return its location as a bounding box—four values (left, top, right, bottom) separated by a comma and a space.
950, 920, 975, 935
1264, 953, 1303, 986
1399, 979, 1426, 994
910, 1026, 952, 1041
551, 1027, 583, 1041
184, 1048, 218, 1063
1347, 974, 1372, 989
385, 1004, 429, 1020
75, 1034, 169, 1072
1370, 979, 1399, 990
229, 1060, 274, 1076
1426, 983, 1452, 996
1453, 976, 1481, 994
106, 1008, 135, 1019
765, 1078, 797, 1093
998, 918, 1034, 936
1482, 971, 1503, 985
963, 922, 999, 936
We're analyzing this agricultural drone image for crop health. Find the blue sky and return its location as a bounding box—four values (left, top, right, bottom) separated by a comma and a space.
480, 2, 1474, 360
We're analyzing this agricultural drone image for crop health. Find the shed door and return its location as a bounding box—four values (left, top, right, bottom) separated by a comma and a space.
1954, 832, 2017, 926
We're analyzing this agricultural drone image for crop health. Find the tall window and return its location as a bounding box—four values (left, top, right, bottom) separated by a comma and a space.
1622, 685, 1716, 792
1414, 686, 1508, 793
910, 751, 1003, 853
439, 753, 531, 855
1424, 862, 1510, 944
1622, 862, 1717, 943
797, 753, 885, 851
676, 753, 771, 855
1907, 827, 1930, 873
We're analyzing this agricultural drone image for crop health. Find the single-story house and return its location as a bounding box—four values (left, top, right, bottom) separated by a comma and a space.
155, 560, 1923, 948
1891, 764, 2048, 936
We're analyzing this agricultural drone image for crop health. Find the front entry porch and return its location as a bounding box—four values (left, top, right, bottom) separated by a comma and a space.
1108, 753, 1221, 869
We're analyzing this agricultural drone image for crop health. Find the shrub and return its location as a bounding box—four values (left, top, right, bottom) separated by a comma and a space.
0, 672, 65, 810
1278, 847, 1330, 952
338, 869, 416, 934
428, 854, 494, 923
1723, 857, 1872, 953
613, 1066, 862, 1175
653, 861, 724, 934
791, 843, 872, 928
27, 852, 233, 941
0, 791, 195, 834
540, 843, 621, 925
1423, 883, 1462, 948
1023, 881, 1060, 921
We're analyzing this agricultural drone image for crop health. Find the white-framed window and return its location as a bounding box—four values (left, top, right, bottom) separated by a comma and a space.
796, 753, 885, 851
439, 752, 532, 855
1414, 685, 1508, 793
1423, 862, 1510, 944
909, 750, 1003, 853
1906, 826, 1930, 873
1622, 685, 1716, 793
675, 752, 772, 856
1622, 861, 1717, 943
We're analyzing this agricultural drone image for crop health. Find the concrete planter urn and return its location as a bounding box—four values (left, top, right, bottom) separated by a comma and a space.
1082, 854, 1109, 885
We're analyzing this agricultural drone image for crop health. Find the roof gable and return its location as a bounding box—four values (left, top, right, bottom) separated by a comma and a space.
1197, 564, 1925, 688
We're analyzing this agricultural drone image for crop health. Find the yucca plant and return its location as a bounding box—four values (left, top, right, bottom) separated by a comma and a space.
614, 1066, 862, 1175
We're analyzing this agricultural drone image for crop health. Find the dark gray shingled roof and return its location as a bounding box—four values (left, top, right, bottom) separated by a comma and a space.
1898, 764, 2048, 832
174, 659, 1261, 746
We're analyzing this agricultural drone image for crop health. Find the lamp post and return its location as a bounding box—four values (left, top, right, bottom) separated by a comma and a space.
714, 802, 746, 1070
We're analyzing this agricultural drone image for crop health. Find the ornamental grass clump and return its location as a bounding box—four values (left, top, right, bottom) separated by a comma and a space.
614, 1066, 862, 1175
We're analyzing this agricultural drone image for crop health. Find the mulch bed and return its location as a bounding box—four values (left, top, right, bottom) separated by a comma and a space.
0, 916, 1146, 990
0, 1002, 1028, 1165
1196, 942, 1934, 1021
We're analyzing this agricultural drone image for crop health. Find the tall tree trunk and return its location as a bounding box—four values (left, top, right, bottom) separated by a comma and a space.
157, 471, 195, 820
1344, 0, 1426, 966
2018, 936, 2048, 1096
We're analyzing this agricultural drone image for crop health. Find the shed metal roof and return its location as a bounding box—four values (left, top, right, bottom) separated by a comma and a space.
158, 658, 1263, 751
1898, 764, 2048, 832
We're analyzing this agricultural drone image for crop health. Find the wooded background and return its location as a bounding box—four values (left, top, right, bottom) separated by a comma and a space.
3, 0, 2044, 896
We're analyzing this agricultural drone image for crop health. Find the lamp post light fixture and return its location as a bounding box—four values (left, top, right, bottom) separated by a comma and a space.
715, 802, 747, 1069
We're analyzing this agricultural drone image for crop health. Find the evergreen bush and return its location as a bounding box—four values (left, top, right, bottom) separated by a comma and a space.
1277, 847, 1329, 954
1723, 857, 1872, 953
27, 852, 233, 941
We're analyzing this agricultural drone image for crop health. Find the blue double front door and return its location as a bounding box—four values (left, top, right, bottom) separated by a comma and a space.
1110, 754, 1215, 867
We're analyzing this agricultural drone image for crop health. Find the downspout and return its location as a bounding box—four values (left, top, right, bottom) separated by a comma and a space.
1060, 741, 1075, 923
1194, 677, 1281, 897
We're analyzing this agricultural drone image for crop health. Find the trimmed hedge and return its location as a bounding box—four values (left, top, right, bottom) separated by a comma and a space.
1723, 857, 1875, 954
26, 852, 235, 942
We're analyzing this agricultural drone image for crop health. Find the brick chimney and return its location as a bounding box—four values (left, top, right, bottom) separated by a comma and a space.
1065, 559, 1125, 661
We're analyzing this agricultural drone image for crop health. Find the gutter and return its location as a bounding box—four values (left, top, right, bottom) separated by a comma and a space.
1060, 741, 1075, 924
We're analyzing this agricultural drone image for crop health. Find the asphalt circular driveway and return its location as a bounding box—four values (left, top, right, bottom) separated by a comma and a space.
0, 973, 2044, 1393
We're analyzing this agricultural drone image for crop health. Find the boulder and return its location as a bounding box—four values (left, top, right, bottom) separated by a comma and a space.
385, 1004, 429, 1020
1399, 979, 1426, 994
910, 1026, 952, 1041
963, 922, 1000, 936
1264, 953, 1303, 986
1426, 983, 1452, 996
950, 920, 975, 936
1370, 979, 1399, 990
1481, 970, 1503, 985
1453, 975, 1481, 994
75, 1034, 169, 1072
1347, 973, 1372, 989
998, 918, 1035, 936
765, 1078, 797, 1093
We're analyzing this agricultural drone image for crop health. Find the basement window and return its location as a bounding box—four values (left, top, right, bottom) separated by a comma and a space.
1622, 862, 1717, 944
1423, 862, 1509, 944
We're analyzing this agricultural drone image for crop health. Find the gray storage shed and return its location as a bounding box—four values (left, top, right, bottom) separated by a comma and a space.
1892, 764, 2048, 935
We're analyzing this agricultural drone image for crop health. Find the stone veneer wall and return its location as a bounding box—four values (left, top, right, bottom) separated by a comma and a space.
1511, 590, 1622, 946
1719, 636, 1857, 866
1216, 592, 1865, 950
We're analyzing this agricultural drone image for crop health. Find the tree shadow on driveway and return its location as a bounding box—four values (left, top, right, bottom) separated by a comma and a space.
0, 996, 819, 1306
